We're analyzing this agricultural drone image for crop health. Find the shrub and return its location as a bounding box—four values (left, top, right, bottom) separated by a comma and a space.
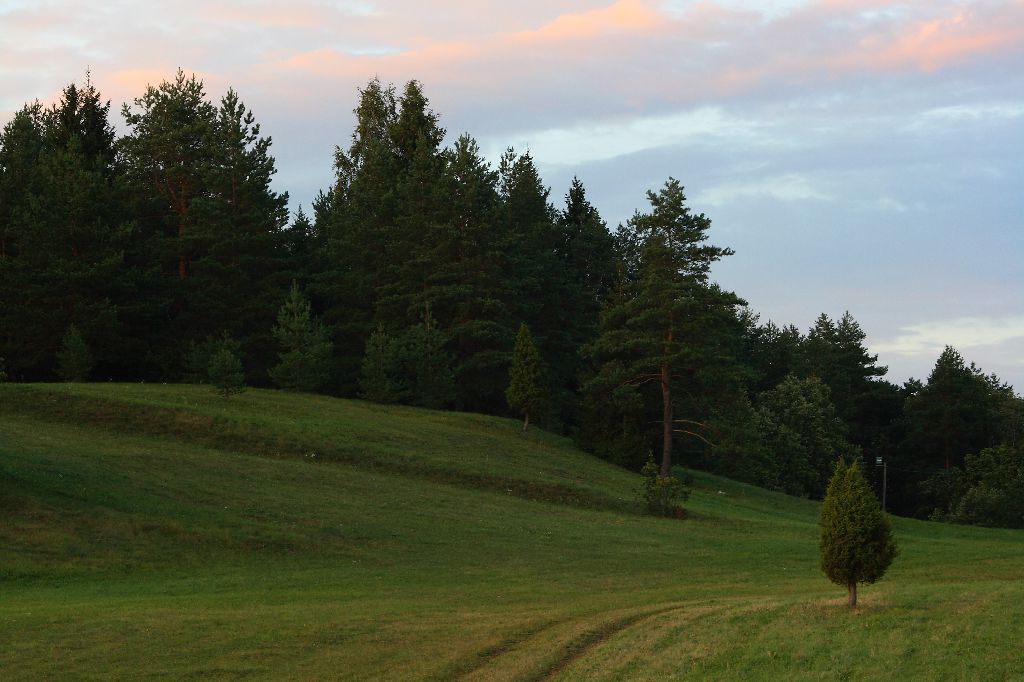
639, 455, 689, 517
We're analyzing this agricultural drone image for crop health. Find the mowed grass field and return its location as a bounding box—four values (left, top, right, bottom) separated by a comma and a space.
2, 383, 1022, 680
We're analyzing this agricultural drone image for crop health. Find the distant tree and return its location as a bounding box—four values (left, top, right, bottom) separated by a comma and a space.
819, 459, 897, 608
208, 339, 246, 398
0, 79, 130, 381
121, 72, 290, 378
401, 308, 455, 410
56, 324, 93, 382
582, 178, 741, 475
506, 323, 546, 431
0, 356, 8, 382
359, 326, 403, 404
754, 375, 858, 498
738, 315, 804, 394
896, 347, 1011, 516
268, 282, 333, 392
927, 444, 1024, 528
311, 78, 400, 393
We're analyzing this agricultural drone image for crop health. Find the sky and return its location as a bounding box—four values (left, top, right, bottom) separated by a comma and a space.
2, 0, 1022, 390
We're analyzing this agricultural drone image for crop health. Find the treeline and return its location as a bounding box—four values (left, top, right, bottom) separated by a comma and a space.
1, 72, 1021, 526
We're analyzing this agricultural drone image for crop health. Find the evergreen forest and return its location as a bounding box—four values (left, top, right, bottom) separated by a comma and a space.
2, 72, 1022, 527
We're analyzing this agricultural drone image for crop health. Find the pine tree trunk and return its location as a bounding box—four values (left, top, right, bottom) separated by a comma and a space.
660, 360, 672, 477
522, 412, 529, 432
848, 581, 857, 608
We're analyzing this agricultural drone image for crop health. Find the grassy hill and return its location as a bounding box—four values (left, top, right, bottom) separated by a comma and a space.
2, 383, 1022, 680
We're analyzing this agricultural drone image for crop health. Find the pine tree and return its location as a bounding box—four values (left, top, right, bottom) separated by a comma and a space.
819, 459, 897, 607
440, 135, 514, 413
506, 323, 546, 431
268, 282, 333, 392
56, 324, 93, 382
208, 341, 246, 398
0, 81, 129, 381
402, 307, 455, 409
311, 78, 400, 393
359, 326, 403, 403
583, 179, 741, 475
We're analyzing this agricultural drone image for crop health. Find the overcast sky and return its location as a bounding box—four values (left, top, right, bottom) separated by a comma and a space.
2, 0, 1022, 390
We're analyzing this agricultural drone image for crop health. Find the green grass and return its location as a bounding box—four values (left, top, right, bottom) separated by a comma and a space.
2, 383, 1022, 680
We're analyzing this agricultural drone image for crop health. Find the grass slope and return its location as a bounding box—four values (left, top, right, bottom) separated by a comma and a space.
2, 383, 1022, 680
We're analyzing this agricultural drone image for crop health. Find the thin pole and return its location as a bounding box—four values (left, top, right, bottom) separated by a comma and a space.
882, 461, 887, 513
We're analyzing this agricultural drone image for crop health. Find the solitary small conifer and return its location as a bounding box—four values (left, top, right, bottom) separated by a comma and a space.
56, 324, 94, 382
208, 343, 246, 398
506, 323, 546, 432
819, 459, 897, 607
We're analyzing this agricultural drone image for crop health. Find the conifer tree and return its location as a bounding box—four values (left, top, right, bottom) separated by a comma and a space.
440, 135, 514, 413
359, 326, 402, 403
311, 78, 399, 392
0, 80, 129, 380
208, 341, 246, 398
506, 323, 546, 431
56, 324, 93, 382
269, 282, 333, 392
583, 179, 741, 475
820, 458, 897, 607
402, 307, 455, 409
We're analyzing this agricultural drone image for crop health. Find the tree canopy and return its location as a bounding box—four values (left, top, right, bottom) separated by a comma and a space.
2, 71, 1021, 525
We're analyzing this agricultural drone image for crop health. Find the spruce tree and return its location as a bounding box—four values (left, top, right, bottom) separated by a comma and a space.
56, 324, 93, 382
402, 308, 455, 409
269, 282, 333, 392
820, 459, 897, 607
359, 326, 402, 403
208, 341, 246, 398
506, 323, 546, 431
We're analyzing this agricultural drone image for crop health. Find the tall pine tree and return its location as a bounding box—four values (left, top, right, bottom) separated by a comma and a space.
583, 179, 741, 475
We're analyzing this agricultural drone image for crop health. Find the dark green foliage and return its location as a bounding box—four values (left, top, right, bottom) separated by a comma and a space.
358, 314, 456, 409
928, 445, 1024, 527
0, 357, 7, 382
738, 315, 805, 395
439, 136, 515, 413
506, 323, 546, 431
5, 70, 1023, 528
895, 347, 1015, 516
390, 309, 457, 409
56, 325, 94, 382
639, 455, 689, 516
753, 375, 858, 498
269, 283, 333, 392
359, 326, 400, 403
208, 341, 246, 398
0, 79, 130, 381
121, 71, 290, 379
182, 335, 242, 384
819, 459, 897, 607
311, 79, 400, 393
582, 178, 742, 475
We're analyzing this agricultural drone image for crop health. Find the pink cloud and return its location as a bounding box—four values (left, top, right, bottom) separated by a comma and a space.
512, 0, 661, 41
831, 8, 1024, 73
266, 1, 1024, 112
